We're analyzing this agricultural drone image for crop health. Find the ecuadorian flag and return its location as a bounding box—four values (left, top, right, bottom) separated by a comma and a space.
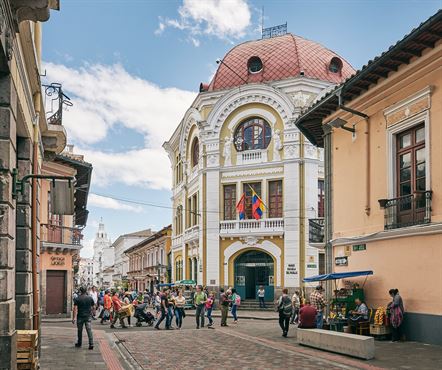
252, 190, 265, 220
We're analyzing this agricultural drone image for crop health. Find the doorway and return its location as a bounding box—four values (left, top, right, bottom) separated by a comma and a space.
234, 250, 274, 301
46, 270, 66, 314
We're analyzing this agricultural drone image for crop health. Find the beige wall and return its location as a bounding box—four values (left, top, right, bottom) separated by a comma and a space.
334, 234, 442, 315
331, 45, 442, 238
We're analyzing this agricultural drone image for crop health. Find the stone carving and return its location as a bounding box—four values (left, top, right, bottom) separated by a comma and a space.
292, 92, 312, 108
241, 236, 261, 247
222, 136, 232, 166
273, 129, 283, 161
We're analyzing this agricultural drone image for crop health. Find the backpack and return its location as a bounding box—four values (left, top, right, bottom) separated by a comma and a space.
279, 296, 292, 317
235, 294, 241, 306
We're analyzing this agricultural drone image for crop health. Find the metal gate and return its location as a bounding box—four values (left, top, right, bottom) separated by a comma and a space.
234, 250, 274, 301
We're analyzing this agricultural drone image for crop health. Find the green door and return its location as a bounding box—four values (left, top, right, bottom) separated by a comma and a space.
234, 250, 274, 301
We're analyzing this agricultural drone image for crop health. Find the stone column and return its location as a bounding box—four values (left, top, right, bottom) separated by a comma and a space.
0, 74, 17, 368
15, 136, 34, 329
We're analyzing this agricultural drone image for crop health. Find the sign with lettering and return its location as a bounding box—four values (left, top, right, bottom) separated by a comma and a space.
286, 263, 298, 275
307, 263, 317, 269
51, 256, 65, 266
335, 256, 348, 266
353, 244, 367, 251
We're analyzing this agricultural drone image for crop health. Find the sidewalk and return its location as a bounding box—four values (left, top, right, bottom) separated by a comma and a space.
40, 325, 130, 370
186, 308, 278, 320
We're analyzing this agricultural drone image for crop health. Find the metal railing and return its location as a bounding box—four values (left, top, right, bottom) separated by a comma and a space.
309, 218, 325, 244
41, 223, 83, 245
380, 191, 432, 230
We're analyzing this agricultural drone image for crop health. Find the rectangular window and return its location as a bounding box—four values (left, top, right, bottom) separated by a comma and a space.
268, 180, 283, 218
223, 185, 236, 220
318, 180, 325, 218
193, 193, 198, 225
243, 182, 262, 219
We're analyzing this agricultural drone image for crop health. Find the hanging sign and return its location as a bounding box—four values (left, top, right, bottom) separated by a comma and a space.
352, 244, 366, 251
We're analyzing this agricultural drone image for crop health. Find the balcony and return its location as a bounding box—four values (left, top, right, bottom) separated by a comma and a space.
220, 218, 284, 237
184, 224, 199, 243
379, 191, 432, 230
41, 223, 83, 252
309, 218, 325, 245
236, 149, 268, 165
172, 234, 183, 248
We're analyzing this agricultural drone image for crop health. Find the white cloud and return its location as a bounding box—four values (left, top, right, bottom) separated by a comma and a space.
88, 194, 143, 213
43, 62, 196, 190
157, 0, 252, 45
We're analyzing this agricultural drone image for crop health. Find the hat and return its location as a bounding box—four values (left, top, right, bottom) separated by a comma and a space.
316, 285, 324, 291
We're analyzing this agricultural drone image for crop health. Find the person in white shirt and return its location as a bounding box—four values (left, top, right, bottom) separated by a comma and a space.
88, 286, 98, 319
257, 286, 266, 308
290, 291, 301, 324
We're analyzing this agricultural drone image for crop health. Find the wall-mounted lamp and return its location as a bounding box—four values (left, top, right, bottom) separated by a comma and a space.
328, 118, 355, 133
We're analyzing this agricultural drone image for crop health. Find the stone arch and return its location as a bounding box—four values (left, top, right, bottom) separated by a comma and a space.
223, 240, 282, 287
179, 107, 202, 158
207, 85, 295, 137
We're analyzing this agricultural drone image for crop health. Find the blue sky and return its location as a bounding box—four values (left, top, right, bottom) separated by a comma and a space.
41, 0, 441, 257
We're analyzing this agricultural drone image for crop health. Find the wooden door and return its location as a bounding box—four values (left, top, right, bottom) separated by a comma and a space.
46, 270, 66, 314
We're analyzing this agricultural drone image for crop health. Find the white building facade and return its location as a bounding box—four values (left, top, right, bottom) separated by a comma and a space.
92, 220, 112, 287
78, 258, 94, 287
164, 33, 355, 300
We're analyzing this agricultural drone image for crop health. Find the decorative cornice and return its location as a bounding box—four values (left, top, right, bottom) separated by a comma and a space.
221, 166, 283, 179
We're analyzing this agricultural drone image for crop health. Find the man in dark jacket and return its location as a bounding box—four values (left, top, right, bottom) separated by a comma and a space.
73, 286, 95, 349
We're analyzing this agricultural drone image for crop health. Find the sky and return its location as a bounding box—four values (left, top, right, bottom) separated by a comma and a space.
41, 0, 441, 258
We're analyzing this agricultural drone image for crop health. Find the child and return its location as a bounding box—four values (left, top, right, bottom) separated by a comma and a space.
206, 292, 215, 328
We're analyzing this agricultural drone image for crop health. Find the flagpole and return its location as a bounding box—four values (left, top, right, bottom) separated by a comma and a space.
247, 184, 269, 211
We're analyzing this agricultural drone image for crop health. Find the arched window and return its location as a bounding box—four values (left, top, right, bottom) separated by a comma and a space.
248, 56, 263, 73
191, 138, 199, 167
234, 117, 272, 152
329, 57, 343, 74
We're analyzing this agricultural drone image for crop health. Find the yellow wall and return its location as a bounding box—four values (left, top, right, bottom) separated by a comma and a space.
219, 103, 284, 166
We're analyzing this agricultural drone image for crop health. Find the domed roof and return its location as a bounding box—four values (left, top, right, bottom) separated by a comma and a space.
208, 34, 355, 92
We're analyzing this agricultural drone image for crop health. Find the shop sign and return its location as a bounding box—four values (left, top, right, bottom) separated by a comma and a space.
344, 246, 352, 256
51, 256, 65, 266
235, 275, 245, 286
307, 263, 317, 269
353, 244, 366, 251
286, 263, 298, 275
335, 256, 348, 266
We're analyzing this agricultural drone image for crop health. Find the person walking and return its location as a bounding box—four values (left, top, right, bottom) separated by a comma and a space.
310, 285, 326, 329
101, 290, 112, 324
89, 286, 98, 320
205, 291, 215, 328
154, 291, 161, 318
174, 290, 186, 329
388, 288, 405, 342
194, 285, 207, 329
154, 289, 170, 330
72, 286, 95, 350
110, 291, 128, 329
166, 290, 174, 329
290, 291, 301, 324
230, 288, 240, 324
277, 288, 293, 337
219, 288, 231, 327
257, 286, 266, 308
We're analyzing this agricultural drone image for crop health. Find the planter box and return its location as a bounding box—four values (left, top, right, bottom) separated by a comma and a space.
370, 324, 391, 335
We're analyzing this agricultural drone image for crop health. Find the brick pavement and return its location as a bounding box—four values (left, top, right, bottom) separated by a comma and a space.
40, 325, 127, 370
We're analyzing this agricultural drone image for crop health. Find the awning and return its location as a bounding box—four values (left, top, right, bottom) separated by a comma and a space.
156, 283, 175, 288
303, 270, 373, 282
175, 280, 197, 286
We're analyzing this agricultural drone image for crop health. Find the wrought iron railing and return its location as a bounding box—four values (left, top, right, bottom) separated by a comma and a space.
41, 223, 83, 245
379, 191, 432, 230
44, 83, 72, 125
309, 218, 325, 244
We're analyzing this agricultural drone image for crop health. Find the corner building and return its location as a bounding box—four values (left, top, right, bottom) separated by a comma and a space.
164, 33, 354, 300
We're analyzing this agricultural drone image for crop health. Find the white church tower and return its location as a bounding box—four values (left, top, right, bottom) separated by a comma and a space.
92, 218, 112, 287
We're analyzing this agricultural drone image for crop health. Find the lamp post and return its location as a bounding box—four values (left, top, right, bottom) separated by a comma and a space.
156, 263, 167, 284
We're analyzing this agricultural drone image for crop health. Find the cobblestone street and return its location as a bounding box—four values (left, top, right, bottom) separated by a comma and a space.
41, 314, 442, 370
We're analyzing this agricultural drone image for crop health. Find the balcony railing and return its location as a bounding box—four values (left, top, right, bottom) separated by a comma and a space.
379, 191, 432, 230
44, 83, 72, 126
184, 224, 199, 243
172, 234, 183, 247
309, 218, 325, 244
220, 218, 284, 236
41, 224, 83, 245
236, 149, 268, 165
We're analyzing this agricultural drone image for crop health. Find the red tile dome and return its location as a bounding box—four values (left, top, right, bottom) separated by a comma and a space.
208, 34, 355, 91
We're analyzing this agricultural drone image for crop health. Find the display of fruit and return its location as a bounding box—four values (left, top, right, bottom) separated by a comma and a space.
374, 306, 387, 325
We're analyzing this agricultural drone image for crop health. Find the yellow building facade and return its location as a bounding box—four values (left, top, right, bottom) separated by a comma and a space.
296, 11, 442, 344
164, 32, 354, 301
